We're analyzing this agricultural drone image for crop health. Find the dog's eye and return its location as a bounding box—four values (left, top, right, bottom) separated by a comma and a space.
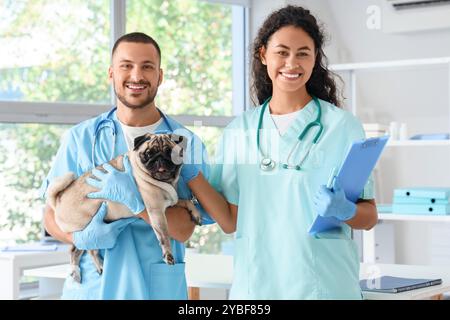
142, 150, 151, 160
163, 147, 171, 157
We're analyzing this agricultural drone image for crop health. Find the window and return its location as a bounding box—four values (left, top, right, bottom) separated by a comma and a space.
127, 0, 233, 116
186, 125, 235, 254
0, 0, 249, 253
0, 1, 110, 104
0, 123, 70, 245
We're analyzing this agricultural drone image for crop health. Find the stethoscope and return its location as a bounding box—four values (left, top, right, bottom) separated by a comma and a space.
257, 96, 323, 171
92, 107, 174, 167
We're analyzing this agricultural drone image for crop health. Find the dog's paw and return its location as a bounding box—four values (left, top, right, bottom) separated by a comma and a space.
70, 266, 82, 283
193, 215, 202, 226
188, 210, 202, 226
96, 264, 103, 275
164, 252, 175, 265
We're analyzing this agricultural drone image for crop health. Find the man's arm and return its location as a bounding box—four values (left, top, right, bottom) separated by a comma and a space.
46, 203, 194, 244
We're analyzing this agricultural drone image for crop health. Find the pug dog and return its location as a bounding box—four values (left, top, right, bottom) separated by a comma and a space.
46, 133, 202, 283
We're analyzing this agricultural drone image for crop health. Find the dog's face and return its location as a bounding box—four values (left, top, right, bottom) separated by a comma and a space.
133, 133, 185, 182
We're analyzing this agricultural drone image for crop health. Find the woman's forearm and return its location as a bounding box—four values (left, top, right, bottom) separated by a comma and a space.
165, 206, 196, 242
43, 204, 74, 244
345, 199, 378, 230
137, 208, 195, 242
188, 173, 237, 234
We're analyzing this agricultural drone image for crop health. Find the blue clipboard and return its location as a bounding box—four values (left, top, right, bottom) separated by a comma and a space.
308, 136, 389, 235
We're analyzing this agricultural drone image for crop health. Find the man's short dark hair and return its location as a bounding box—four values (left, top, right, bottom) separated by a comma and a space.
112, 32, 161, 62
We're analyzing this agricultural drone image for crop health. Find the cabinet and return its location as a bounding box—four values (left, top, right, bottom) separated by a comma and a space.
330, 57, 450, 264
0, 246, 70, 299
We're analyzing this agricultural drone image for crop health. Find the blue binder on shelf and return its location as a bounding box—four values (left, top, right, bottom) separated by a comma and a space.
376, 204, 393, 213
308, 136, 389, 235
410, 133, 449, 140
392, 204, 450, 215
394, 187, 450, 200
393, 196, 449, 205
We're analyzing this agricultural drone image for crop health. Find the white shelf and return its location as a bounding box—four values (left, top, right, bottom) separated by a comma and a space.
387, 140, 450, 147
330, 56, 450, 71
379, 213, 450, 222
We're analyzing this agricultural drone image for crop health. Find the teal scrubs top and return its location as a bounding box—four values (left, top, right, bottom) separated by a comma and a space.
40, 108, 214, 300
210, 99, 374, 299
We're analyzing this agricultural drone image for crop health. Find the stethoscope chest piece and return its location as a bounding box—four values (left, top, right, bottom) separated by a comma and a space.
260, 158, 276, 171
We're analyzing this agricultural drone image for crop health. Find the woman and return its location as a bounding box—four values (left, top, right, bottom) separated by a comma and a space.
189, 5, 378, 299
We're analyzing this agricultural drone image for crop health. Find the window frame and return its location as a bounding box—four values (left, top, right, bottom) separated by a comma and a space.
0, 0, 250, 127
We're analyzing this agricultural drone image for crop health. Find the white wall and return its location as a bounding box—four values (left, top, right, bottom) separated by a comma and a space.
250, 0, 351, 63
250, 0, 450, 265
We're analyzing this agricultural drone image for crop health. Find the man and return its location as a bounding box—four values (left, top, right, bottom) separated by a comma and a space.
41, 32, 213, 299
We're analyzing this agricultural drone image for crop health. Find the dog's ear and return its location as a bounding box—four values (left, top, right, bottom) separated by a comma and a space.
170, 134, 185, 145
171, 134, 187, 156
133, 134, 152, 151
170, 134, 187, 165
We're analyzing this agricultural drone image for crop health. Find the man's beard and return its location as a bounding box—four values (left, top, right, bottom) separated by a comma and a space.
114, 84, 158, 110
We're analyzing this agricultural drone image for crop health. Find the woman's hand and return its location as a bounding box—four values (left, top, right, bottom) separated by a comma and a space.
314, 181, 356, 222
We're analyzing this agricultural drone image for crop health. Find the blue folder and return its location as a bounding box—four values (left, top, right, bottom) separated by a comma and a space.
392, 203, 450, 215
376, 204, 393, 213
393, 196, 449, 205
308, 136, 389, 235
410, 133, 449, 140
394, 187, 450, 200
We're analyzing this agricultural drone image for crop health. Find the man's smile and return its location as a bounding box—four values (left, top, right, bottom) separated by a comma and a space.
125, 82, 149, 93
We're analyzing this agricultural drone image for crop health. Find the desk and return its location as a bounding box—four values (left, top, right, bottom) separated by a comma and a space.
23, 254, 450, 300
185, 253, 233, 299
0, 244, 70, 299
23, 253, 234, 300
360, 263, 450, 300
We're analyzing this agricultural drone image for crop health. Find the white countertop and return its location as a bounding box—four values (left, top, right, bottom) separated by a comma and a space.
24, 254, 450, 300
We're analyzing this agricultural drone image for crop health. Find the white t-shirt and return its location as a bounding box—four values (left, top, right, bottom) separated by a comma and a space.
119, 118, 163, 151
271, 110, 301, 135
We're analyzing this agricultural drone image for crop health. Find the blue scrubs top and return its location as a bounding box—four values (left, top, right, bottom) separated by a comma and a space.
40, 108, 214, 300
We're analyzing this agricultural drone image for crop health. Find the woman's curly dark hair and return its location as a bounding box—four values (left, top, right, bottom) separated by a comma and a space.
251, 5, 343, 107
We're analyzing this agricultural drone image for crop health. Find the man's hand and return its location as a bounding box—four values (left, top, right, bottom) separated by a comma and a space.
86, 154, 145, 214
73, 202, 138, 250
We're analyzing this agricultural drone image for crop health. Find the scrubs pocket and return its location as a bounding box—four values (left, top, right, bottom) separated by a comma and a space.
313, 227, 351, 240
312, 238, 361, 299
148, 262, 187, 300
61, 277, 83, 300
229, 236, 249, 299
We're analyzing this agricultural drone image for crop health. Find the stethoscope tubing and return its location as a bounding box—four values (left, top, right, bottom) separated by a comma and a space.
257, 96, 323, 171
91, 107, 173, 167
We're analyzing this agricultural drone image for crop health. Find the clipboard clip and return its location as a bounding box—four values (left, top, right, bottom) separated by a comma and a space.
326, 167, 338, 190
361, 137, 379, 148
